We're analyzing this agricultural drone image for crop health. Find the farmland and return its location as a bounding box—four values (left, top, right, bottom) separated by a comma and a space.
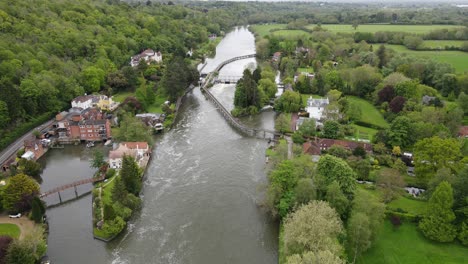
305, 24, 463, 34
385, 44, 468, 73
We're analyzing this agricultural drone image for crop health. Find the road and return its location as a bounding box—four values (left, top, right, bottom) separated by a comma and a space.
0, 119, 55, 166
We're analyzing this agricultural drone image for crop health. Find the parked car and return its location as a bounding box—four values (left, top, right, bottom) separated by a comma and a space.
9, 213, 21, 218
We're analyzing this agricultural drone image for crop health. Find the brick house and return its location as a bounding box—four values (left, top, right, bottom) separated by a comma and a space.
303, 138, 372, 156
55, 108, 111, 142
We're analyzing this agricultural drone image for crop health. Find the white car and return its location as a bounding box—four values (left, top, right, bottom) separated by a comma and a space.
9, 213, 21, 218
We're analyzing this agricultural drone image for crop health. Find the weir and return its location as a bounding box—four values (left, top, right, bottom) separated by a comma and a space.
200, 54, 281, 139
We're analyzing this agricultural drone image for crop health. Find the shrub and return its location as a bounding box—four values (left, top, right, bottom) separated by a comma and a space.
101, 216, 126, 238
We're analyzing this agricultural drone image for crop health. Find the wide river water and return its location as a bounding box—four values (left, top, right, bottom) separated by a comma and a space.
43, 27, 278, 263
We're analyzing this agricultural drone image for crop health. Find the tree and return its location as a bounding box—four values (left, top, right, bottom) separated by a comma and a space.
91, 150, 106, 170
298, 118, 316, 137
419, 181, 457, 242
275, 90, 302, 113
352, 21, 359, 30
275, 114, 290, 134
117, 113, 153, 144
120, 155, 141, 195
376, 45, 388, 69
458, 92, 468, 115
377, 85, 395, 104
376, 168, 405, 202
414, 137, 462, 184
81, 66, 105, 93
234, 69, 261, 109
0, 100, 10, 128
387, 116, 413, 148
31, 197, 45, 223
347, 102, 362, 122
317, 155, 356, 200
327, 145, 350, 159
284, 201, 343, 256
266, 160, 299, 218
17, 159, 42, 178
403, 36, 423, 50
326, 181, 349, 218
389, 96, 406, 113
6, 227, 46, 264
111, 176, 128, 202
161, 57, 198, 101
2, 174, 39, 213
294, 178, 316, 206
286, 250, 345, 264
347, 212, 371, 264
322, 120, 340, 139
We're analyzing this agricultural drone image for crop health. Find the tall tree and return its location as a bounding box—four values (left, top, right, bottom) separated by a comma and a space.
120, 155, 141, 195
284, 201, 343, 256
111, 176, 128, 203
376, 45, 388, 69
414, 137, 462, 184
419, 181, 457, 242
326, 180, 350, 218
2, 174, 39, 213
347, 212, 371, 264
275, 114, 291, 134
376, 168, 405, 203
317, 155, 356, 200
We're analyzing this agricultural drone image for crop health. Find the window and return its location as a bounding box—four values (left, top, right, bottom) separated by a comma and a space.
79, 125, 84, 128
88, 130, 92, 133
81, 134, 86, 138
87, 125, 92, 128
89, 134, 93, 137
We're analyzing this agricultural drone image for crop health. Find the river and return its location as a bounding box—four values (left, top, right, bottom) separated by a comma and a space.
43, 26, 278, 263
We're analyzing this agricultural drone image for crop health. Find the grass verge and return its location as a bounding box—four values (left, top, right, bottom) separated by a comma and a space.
0, 223, 20, 239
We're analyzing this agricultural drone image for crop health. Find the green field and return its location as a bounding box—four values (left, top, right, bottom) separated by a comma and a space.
358, 221, 468, 264
306, 24, 463, 34
113, 91, 134, 103
422, 40, 466, 49
387, 196, 427, 216
386, 44, 468, 73
350, 124, 378, 142
0, 223, 20, 239
113, 91, 168, 113
347, 96, 389, 129
272, 29, 308, 38
250, 24, 287, 37
297, 67, 314, 73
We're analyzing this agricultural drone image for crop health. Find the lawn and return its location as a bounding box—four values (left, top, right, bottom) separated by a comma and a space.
350, 124, 378, 142
113, 91, 134, 103
305, 24, 463, 34
386, 44, 468, 73
272, 30, 309, 38
358, 220, 468, 264
250, 24, 287, 37
387, 196, 427, 216
347, 96, 388, 129
0, 223, 20, 239
297, 67, 314, 74
422, 40, 466, 49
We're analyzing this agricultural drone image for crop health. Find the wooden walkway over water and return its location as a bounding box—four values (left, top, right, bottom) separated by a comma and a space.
40, 175, 105, 203
200, 54, 280, 139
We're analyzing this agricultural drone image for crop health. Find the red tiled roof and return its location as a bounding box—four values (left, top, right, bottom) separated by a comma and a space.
122, 142, 149, 150
459, 126, 468, 137
303, 141, 321, 155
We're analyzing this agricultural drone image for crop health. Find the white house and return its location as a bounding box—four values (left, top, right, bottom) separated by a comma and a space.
108, 142, 151, 169
306, 97, 329, 120
130, 49, 162, 67
71, 95, 98, 110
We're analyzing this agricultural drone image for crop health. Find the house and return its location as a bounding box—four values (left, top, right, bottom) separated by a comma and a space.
272, 52, 282, 62
130, 49, 162, 67
72, 95, 119, 111
458, 126, 468, 138
55, 108, 111, 142
209, 34, 217, 40
22, 136, 46, 161
135, 113, 165, 130
71, 95, 98, 110
134, 49, 163, 66
422, 95, 436, 105
108, 142, 151, 169
303, 138, 372, 156
306, 97, 329, 120
295, 117, 312, 131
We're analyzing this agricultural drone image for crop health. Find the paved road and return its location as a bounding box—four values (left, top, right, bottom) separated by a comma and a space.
0, 119, 55, 166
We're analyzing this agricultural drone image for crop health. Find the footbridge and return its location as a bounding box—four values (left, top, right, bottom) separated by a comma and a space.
200, 54, 281, 139
40, 175, 105, 203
